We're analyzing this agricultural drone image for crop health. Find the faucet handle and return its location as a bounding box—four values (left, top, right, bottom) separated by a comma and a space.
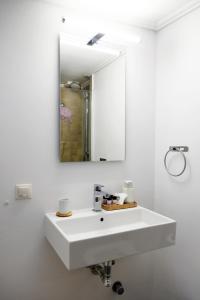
94, 184, 104, 192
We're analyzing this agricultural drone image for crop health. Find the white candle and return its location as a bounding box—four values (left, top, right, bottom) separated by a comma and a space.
58, 198, 69, 213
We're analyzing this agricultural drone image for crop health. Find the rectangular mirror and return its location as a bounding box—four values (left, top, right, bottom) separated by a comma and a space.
59, 33, 126, 162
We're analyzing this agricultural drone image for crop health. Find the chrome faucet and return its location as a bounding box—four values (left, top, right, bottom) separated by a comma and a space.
93, 184, 107, 211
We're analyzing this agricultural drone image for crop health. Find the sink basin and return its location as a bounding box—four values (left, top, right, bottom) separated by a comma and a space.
45, 206, 176, 270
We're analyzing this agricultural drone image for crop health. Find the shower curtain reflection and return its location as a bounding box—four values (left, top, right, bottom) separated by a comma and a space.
60, 80, 91, 162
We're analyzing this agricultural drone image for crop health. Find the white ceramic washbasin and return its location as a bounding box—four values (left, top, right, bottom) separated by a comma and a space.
45, 206, 176, 270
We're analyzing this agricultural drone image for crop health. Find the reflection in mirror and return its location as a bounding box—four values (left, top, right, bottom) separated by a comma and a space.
59, 33, 125, 162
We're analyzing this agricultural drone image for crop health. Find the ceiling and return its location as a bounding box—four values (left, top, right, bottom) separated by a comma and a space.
41, 0, 200, 30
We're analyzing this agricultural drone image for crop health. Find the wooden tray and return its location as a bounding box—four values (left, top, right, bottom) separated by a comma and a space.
102, 201, 137, 211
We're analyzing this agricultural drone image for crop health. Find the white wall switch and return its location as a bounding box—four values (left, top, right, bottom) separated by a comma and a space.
15, 184, 32, 200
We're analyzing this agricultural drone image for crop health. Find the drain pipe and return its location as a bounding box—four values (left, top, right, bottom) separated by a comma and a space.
90, 261, 113, 287
89, 260, 125, 295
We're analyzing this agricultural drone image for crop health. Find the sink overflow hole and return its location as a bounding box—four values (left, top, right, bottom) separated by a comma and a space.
100, 218, 104, 222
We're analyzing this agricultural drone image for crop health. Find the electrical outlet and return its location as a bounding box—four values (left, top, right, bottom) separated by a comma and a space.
15, 184, 32, 200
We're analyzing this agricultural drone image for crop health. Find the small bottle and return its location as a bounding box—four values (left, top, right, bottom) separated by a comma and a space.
104, 195, 113, 205
107, 199, 112, 205
112, 195, 118, 204
122, 180, 135, 203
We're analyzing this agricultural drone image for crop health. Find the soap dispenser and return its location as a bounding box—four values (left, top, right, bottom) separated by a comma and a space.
122, 180, 135, 203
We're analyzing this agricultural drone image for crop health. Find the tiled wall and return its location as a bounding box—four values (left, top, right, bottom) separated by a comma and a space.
60, 87, 84, 161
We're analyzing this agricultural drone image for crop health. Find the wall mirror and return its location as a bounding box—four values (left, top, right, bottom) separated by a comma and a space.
59, 33, 126, 162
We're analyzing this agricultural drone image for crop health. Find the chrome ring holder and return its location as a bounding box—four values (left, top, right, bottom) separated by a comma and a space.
164, 146, 189, 177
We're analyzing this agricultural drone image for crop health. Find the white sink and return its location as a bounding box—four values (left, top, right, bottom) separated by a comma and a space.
45, 206, 176, 270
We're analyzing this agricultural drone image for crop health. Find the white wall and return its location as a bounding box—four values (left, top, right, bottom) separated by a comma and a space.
92, 55, 125, 161
0, 1, 156, 300
154, 7, 200, 300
